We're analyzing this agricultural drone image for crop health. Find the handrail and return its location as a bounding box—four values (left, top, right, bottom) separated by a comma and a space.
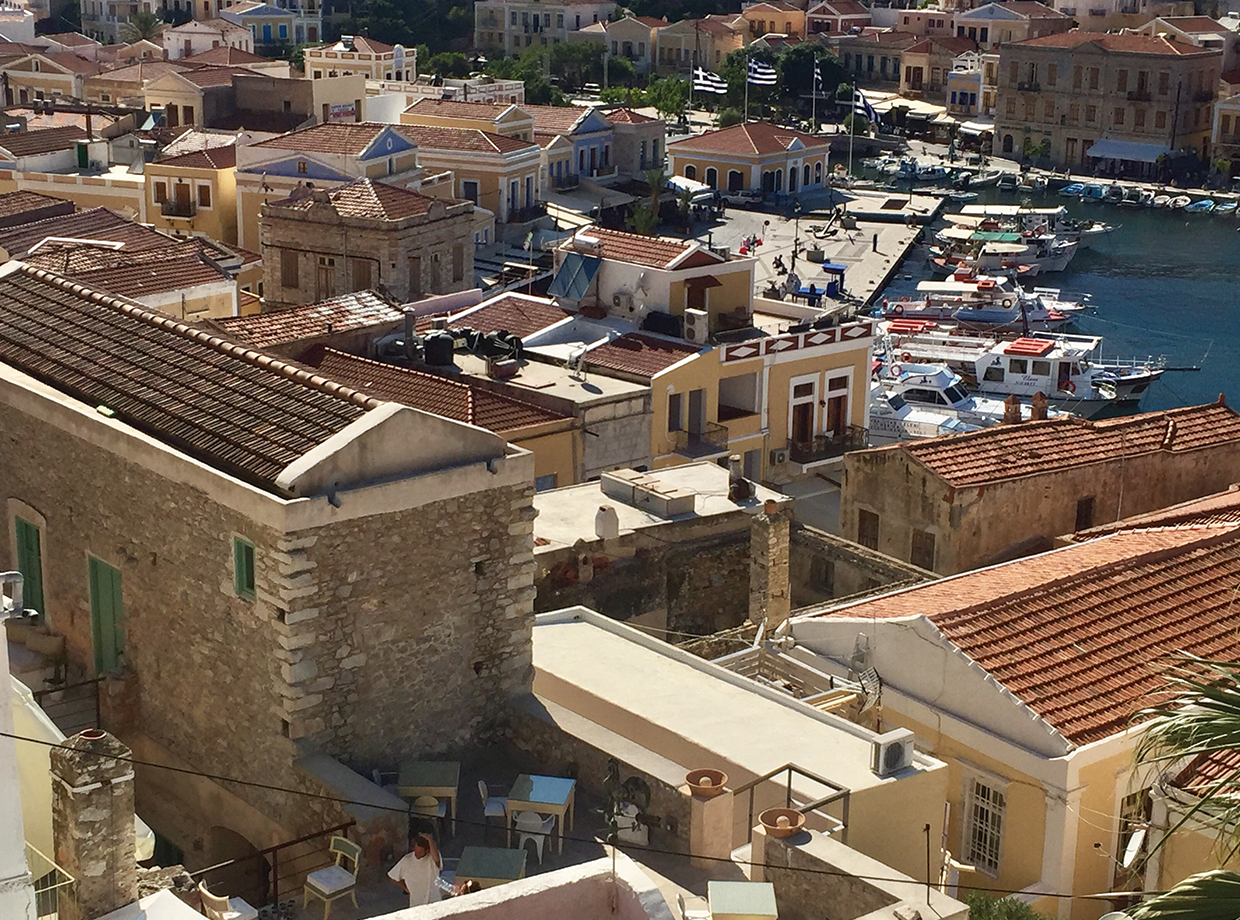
33, 676, 103, 731
734, 763, 851, 844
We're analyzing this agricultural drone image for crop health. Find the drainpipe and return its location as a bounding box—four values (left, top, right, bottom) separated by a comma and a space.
0, 569, 34, 920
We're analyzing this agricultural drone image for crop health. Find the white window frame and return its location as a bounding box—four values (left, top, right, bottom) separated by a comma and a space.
962, 770, 1008, 877
788, 372, 819, 441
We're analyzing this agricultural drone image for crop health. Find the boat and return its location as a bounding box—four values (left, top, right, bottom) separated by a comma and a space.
1185, 198, 1215, 213
950, 191, 980, 201
1059, 183, 1086, 197
1017, 175, 1049, 192
876, 363, 1066, 428
1152, 194, 1171, 208
1214, 200, 1238, 215
1169, 195, 1192, 209
969, 170, 1003, 187
1118, 187, 1145, 207
918, 164, 950, 181
886, 330, 1163, 417
933, 226, 1079, 274
953, 204, 1115, 249
867, 382, 980, 445
881, 278, 1085, 332
1137, 190, 1156, 207
1104, 184, 1125, 204
1082, 183, 1106, 201
997, 174, 1019, 192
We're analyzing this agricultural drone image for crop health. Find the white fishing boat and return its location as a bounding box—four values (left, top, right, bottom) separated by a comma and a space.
877, 363, 1067, 426
953, 204, 1115, 249
1152, 194, 1171, 208
881, 277, 1086, 332
933, 228, 1079, 274
1169, 195, 1192, 210
867, 382, 980, 445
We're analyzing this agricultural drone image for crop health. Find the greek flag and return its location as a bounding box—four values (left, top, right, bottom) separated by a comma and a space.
747, 59, 777, 86
854, 88, 879, 122
813, 63, 822, 91
693, 66, 728, 94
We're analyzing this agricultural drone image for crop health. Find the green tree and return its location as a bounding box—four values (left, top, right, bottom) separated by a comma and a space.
644, 166, 667, 214
842, 113, 869, 134
1127, 658, 1240, 920
601, 85, 648, 106
645, 76, 688, 118
627, 202, 659, 234
962, 893, 1052, 920
424, 51, 473, 78
718, 107, 743, 127
122, 9, 163, 41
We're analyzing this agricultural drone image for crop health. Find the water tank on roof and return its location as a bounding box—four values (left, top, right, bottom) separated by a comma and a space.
424, 330, 455, 366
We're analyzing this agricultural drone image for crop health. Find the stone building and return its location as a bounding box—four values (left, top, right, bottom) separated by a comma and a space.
994, 30, 1221, 168
839, 399, 1240, 575
0, 261, 535, 871
259, 178, 475, 309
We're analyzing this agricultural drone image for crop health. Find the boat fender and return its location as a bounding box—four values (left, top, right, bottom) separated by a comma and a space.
1061, 380, 1076, 395
901, 352, 912, 363
900, 296, 911, 301
889, 364, 902, 378
892, 304, 904, 316
883, 298, 889, 308
1001, 298, 1013, 308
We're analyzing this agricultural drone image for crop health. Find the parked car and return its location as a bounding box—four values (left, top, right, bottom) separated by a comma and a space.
721, 188, 763, 207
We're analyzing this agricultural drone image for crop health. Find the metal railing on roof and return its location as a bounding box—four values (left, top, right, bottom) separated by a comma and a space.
733, 763, 851, 842
27, 842, 75, 920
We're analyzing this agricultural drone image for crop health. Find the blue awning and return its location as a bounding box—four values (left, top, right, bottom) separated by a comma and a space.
1086, 138, 1170, 163
547, 252, 601, 300
821, 262, 847, 274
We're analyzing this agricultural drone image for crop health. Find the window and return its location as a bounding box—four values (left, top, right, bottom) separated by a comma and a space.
1134, 108, 1145, 129
1158, 71, 1169, 95
1009, 358, 1027, 374
408, 256, 421, 298
1043, 100, 1054, 120
910, 529, 935, 570
1073, 64, 1082, 90
535, 474, 558, 491
88, 557, 123, 674
233, 537, 256, 600
1005, 97, 1016, 116
810, 556, 835, 593
452, 243, 464, 282
297, 160, 307, 174
1089, 67, 1099, 90
351, 257, 371, 291
197, 184, 211, 208
1155, 110, 1167, 129
316, 255, 336, 299
965, 777, 1006, 876
1068, 103, 1079, 124
982, 365, 1005, 383
1046, 63, 1056, 87
14, 516, 44, 616
1032, 360, 1051, 377
1116, 68, 1127, 93
1113, 107, 1124, 126
1116, 789, 1152, 884
281, 249, 298, 288
668, 392, 683, 432
1086, 105, 1097, 123
154, 180, 167, 203
857, 509, 879, 550
1008, 60, 1017, 84
1075, 495, 1095, 531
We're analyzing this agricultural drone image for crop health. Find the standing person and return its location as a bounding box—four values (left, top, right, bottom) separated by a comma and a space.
389, 833, 442, 909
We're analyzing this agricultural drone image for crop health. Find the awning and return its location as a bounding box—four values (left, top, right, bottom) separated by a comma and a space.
972, 231, 1021, 242
821, 262, 847, 274
685, 274, 723, 289
958, 119, 995, 136
547, 252, 601, 300
1086, 138, 1171, 163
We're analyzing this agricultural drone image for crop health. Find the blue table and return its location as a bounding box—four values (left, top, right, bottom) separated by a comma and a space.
504, 774, 576, 854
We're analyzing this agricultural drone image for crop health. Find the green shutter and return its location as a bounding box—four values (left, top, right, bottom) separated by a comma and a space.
88, 557, 123, 674
233, 538, 255, 600
14, 517, 43, 616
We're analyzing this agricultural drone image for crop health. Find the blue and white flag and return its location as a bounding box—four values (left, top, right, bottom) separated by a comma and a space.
854, 88, 879, 122
747, 59, 778, 86
693, 66, 728, 94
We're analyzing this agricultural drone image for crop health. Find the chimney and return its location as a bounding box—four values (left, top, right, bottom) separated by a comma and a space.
51, 729, 137, 920
727, 453, 752, 502
1030, 391, 1048, 420
85, 109, 92, 141
595, 504, 620, 540
749, 499, 790, 628
1002, 394, 1022, 424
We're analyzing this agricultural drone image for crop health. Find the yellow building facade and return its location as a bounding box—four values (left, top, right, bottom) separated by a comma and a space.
146, 144, 238, 244
668, 121, 832, 195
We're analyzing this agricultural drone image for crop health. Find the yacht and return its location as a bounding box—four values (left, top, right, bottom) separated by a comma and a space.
867, 383, 979, 445
881, 277, 1086, 332
953, 204, 1116, 249
877, 363, 1067, 426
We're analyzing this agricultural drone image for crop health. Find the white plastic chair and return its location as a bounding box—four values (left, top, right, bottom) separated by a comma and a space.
514, 810, 556, 864
677, 892, 711, 920
478, 780, 507, 839
198, 881, 258, 920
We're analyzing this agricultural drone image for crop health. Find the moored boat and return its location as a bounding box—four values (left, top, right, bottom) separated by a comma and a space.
1169, 195, 1192, 209
1059, 182, 1085, 197
1185, 198, 1215, 213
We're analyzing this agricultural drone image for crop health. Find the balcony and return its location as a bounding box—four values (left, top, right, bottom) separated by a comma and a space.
1195, 89, 1215, 103
590, 164, 616, 178
673, 422, 729, 458
1127, 89, 1151, 101
506, 202, 547, 223
552, 174, 579, 190
788, 427, 867, 464
160, 198, 196, 218
1017, 81, 1040, 92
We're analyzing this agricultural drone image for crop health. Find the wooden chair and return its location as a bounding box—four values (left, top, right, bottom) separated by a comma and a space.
478, 780, 507, 840
414, 794, 448, 838
197, 881, 258, 920
303, 836, 361, 920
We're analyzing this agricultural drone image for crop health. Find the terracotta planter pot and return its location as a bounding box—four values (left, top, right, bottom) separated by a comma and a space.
685, 768, 728, 798
759, 807, 806, 839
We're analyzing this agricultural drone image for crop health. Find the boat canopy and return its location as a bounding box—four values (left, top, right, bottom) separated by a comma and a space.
939, 226, 978, 240
960, 204, 1067, 217
917, 278, 1013, 292
972, 231, 1021, 242
980, 242, 1029, 255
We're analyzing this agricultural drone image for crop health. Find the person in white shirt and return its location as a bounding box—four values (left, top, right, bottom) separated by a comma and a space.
388, 833, 442, 909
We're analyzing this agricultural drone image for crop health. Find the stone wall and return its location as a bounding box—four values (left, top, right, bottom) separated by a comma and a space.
789, 523, 933, 608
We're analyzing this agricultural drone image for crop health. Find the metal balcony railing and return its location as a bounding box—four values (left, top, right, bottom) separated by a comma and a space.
1127, 89, 1151, 101
1194, 89, 1215, 103
1017, 81, 1040, 92
673, 422, 729, 458
161, 198, 196, 218
788, 427, 867, 463
27, 842, 75, 920
734, 763, 851, 843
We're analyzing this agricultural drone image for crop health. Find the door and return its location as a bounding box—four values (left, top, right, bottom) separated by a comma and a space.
826, 394, 847, 436
792, 403, 813, 442
88, 557, 123, 674
175, 181, 191, 212
688, 388, 705, 435
14, 517, 43, 615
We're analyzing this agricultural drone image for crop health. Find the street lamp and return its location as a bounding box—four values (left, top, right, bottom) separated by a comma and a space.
791, 200, 802, 272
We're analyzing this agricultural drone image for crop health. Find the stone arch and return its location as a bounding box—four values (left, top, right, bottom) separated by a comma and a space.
1002, 134, 1014, 154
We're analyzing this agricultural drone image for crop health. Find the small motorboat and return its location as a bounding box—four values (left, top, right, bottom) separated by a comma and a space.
1185, 198, 1215, 213
997, 174, 1019, 192
950, 191, 979, 201
1152, 194, 1171, 208
1118, 187, 1144, 207
1168, 195, 1192, 210
1059, 183, 1085, 197
1083, 183, 1106, 201
1214, 200, 1238, 215
1104, 184, 1125, 204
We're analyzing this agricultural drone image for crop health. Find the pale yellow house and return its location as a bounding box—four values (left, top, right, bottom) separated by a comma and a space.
1, 51, 100, 103
668, 120, 832, 195
147, 143, 237, 244
304, 35, 409, 81
655, 16, 744, 72
789, 518, 1240, 920
82, 60, 192, 107
737, 1, 807, 40
401, 97, 536, 142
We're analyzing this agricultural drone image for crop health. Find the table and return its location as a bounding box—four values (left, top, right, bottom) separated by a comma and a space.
708, 881, 778, 920
504, 774, 576, 854
397, 760, 460, 836
455, 846, 527, 890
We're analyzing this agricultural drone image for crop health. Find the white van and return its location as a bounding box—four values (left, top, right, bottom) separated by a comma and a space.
665, 175, 717, 205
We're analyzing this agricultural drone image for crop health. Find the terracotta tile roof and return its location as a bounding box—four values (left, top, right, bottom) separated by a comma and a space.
68, 255, 233, 299
0, 126, 86, 158
96, 60, 193, 82
269, 178, 454, 221
686, 15, 743, 36
23, 237, 214, 273
0, 190, 72, 220
1017, 30, 1206, 53
1222, 68, 1240, 84
250, 122, 414, 155
519, 104, 593, 134
181, 65, 249, 87
585, 332, 701, 378
403, 98, 521, 121
1174, 749, 1240, 796
603, 107, 658, 124
808, 0, 871, 16
396, 124, 536, 154
40, 51, 103, 74
999, 1, 1073, 17
159, 127, 239, 158
157, 144, 237, 169
166, 17, 248, 34
181, 45, 274, 65
315, 348, 569, 433
574, 227, 706, 269
633, 15, 669, 27
44, 31, 99, 46
449, 293, 569, 338
0, 207, 170, 258
215, 291, 402, 348
808, 523, 1240, 744
910, 36, 978, 53
745, 0, 801, 12
319, 35, 395, 54
668, 120, 830, 156
0, 264, 378, 492
900, 402, 1240, 487
1072, 485, 1240, 539
2, 108, 117, 132
1157, 15, 1227, 31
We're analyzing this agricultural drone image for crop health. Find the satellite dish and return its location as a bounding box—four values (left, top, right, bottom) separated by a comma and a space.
1100, 912, 1132, 920
1121, 829, 1146, 869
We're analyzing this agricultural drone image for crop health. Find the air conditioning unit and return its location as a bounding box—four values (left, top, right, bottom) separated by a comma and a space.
871, 728, 916, 778
684, 307, 709, 344
612, 291, 632, 312
769, 448, 788, 466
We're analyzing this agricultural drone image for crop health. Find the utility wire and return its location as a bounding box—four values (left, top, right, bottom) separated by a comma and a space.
1, 728, 1119, 902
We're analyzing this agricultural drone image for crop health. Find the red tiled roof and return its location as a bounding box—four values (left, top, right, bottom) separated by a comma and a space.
603, 107, 658, 125
181, 65, 250, 87
315, 348, 569, 432
1174, 749, 1240, 796
633, 15, 669, 27
69, 256, 232, 299
519, 104, 593, 134
899, 402, 1240, 487
403, 98, 523, 120
906, 36, 977, 54
39, 51, 103, 74
1222, 68, 1240, 85
1072, 485, 1240, 539
44, 31, 99, 46
95, 60, 192, 82
1016, 30, 1206, 53
0, 126, 86, 158
181, 45, 274, 65
24, 237, 215, 274
808, 523, 1240, 744
572, 227, 708, 269
449, 294, 569, 338
319, 35, 395, 54
0, 264, 378, 492
250, 122, 414, 155
668, 120, 831, 156
397, 124, 536, 154
999, 1, 1073, 18
808, 0, 871, 17
0, 190, 73, 220
586, 333, 701, 378
216, 291, 402, 348
3, 108, 117, 132
158, 143, 236, 169
1156, 15, 1227, 31
269, 178, 457, 221
0, 207, 171, 258
159, 127, 239, 158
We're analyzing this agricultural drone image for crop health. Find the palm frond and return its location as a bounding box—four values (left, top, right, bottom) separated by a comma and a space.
1130, 870, 1240, 920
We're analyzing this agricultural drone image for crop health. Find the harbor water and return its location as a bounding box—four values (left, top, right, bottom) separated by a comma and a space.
874, 189, 1240, 412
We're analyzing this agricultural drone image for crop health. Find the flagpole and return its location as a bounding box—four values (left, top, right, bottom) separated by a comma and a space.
848, 88, 856, 181
811, 57, 818, 134
744, 50, 749, 123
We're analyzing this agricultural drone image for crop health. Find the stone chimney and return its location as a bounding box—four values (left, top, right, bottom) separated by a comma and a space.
1030, 391, 1048, 421
51, 730, 138, 920
749, 499, 790, 628
1002, 394, 1022, 424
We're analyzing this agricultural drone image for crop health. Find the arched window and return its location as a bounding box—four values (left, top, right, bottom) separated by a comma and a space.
705, 167, 717, 188
684, 164, 697, 180
728, 170, 743, 191
803, 164, 811, 185
1002, 134, 1014, 153
814, 161, 822, 183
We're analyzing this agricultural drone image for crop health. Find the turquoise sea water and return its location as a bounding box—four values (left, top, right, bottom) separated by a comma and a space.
874, 189, 1240, 412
